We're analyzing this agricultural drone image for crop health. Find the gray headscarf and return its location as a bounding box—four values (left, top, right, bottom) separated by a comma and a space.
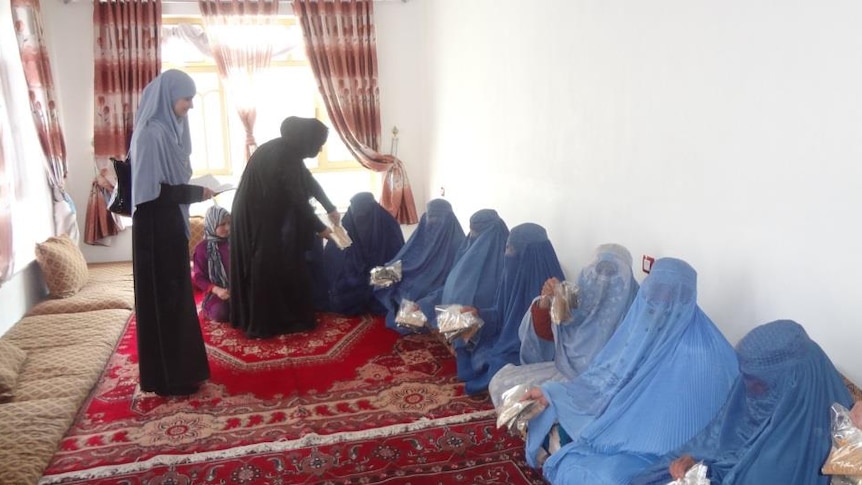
130, 69, 196, 212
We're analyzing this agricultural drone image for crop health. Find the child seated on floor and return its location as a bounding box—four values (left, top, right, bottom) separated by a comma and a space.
193, 206, 231, 322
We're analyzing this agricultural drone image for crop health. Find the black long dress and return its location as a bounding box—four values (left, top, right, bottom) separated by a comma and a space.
230, 138, 336, 338
133, 183, 210, 395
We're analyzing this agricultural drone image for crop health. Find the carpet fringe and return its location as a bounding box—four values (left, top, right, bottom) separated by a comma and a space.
39, 409, 497, 484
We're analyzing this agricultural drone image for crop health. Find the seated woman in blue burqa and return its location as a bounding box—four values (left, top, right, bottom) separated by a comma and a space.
373, 198, 465, 334
631, 319, 853, 485
487, 243, 639, 407
434, 209, 509, 327
522, 257, 738, 485
457, 222, 565, 395
322, 192, 404, 316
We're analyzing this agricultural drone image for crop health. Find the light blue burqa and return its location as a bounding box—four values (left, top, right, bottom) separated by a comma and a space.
436, 209, 509, 327
456, 223, 565, 395
632, 320, 853, 485
374, 198, 465, 334
130, 69, 196, 227
488, 243, 639, 407
529, 257, 739, 485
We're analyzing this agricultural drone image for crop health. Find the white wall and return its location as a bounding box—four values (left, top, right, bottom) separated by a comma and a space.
25, 0, 862, 383
380, 0, 862, 382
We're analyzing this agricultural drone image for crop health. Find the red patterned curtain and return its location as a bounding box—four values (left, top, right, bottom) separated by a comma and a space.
293, 0, 417, 224
85, 0, 161, 245
199, 0, 279, 160
11, 0, 79, 241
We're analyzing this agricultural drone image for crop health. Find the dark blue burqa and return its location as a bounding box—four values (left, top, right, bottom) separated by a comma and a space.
322, 192, 404, 316
373, 198, 465, 334
436, 209, 509, 326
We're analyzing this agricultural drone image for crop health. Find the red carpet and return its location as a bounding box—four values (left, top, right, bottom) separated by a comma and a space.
39, 309, 546, 484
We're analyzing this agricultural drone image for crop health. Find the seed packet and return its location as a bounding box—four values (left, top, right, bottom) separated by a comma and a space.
666, 462, 710, 485
395, 299, 427, 330
330, 224, 353, 250
435, 304, 484, 343
370, 260, 402, 288
822, 402, 862, 482
496, 384, 546, 437
550, 280, 579, 325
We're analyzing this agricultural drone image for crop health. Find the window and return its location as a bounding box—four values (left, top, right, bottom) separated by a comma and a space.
161, 16, 377, 213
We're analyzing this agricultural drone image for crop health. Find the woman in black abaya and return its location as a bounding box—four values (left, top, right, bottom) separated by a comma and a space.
230, 117, 340, 338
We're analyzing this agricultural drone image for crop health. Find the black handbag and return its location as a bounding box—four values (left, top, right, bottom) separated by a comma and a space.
107, 156, 132, 216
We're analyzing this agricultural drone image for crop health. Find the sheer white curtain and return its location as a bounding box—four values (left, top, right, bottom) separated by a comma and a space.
0, 0, 54, 284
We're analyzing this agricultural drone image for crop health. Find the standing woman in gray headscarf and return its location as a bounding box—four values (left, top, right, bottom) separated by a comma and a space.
131, 69, 214, 397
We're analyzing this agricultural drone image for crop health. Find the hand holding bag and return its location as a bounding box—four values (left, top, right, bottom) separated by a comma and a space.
107, 156, 132, 216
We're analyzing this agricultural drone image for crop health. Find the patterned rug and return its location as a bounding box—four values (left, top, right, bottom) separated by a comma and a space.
39, 310, 546, 484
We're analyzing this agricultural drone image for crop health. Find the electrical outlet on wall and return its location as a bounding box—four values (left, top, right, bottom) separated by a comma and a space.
642, 255, 655, 274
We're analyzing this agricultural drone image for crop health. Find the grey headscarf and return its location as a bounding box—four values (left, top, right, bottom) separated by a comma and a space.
130, 69, 196, 212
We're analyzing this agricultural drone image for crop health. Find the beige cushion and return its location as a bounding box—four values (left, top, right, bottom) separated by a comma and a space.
0, 396, 79, 485
35, 234, 89, 298
5, 309, 130, 351
0, 341, 27, 403
27, 281, 134, 316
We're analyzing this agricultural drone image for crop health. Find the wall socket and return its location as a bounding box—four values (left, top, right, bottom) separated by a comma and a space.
642, 255, 655, 274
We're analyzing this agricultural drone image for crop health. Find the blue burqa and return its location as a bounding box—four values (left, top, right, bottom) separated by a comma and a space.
488, 243, 639, 407
529, 257, 739, 485
374, 198, 465, 334
436, 209, 509, 328
632, 319, 853, 485
521, 243, 639, 372
323, 192, 404, 316
456, 223, 565, 395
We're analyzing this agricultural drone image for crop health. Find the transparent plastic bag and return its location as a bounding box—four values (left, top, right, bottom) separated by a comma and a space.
370, 260, 402, 288
666, 462, 710, 485
823, 402, 862, 480
394, 299, 427, 330
550, 280, 579, 325
435, 304, 484, 343
496, 384, 546, 437
330, 224, 352, 250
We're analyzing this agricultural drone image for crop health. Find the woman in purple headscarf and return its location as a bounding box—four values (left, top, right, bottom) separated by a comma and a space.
373, 198, 465, 335
192, 205, 231, 322
323, 192, 404, 316
457, 223, 565, 395
131, 69, 214, 396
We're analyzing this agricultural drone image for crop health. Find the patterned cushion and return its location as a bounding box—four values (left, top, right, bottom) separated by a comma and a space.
34, 235, 89, 298
0, 396, 79, 485
5, 309, 130, 351
27, 282, 134, 316
0, 341, 27, 403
